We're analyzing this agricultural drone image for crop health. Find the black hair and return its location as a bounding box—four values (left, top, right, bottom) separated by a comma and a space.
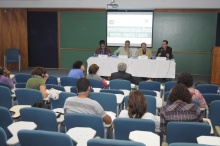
76, 78, 90, 93
177, 72, 193, 88
163, 40, 168, 44
0, 67, 4, 75
73, 61, 83, 69
99, 40, 105, 45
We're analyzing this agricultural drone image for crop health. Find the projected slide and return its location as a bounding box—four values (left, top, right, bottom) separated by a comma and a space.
107, 11, 153, 47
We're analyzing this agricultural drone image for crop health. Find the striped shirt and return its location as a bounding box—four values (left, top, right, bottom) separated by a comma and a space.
160, 102, 202, 133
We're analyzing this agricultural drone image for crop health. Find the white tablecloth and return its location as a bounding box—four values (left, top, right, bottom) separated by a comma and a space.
87, 57, 176, 78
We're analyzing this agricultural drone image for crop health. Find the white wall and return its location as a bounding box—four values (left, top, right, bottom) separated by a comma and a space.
0, 0, 220, 9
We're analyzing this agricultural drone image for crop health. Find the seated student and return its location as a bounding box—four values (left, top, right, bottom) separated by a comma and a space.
114, 40, 132, 57
177, 72, 207, 108
119, 90, 160, 132
26, 66, 49, 98
160, 84, 203, 134
68, 61, 84, 79
0, 67, 14, 89
86, 64, 108, 87
110, 62, 139, 85
64, 78, 112, 124
94, 40, 111, 56
136, 42, 152, 58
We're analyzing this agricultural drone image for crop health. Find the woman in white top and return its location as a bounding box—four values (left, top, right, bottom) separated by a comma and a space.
119, 90, 160, 132
114, 40, 132, 57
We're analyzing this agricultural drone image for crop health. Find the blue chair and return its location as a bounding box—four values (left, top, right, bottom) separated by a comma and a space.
4, 48, 21, 71
196, 84, 218, 94
60, 76, 78, 86
14, 73, 31, 83
0, 86, 12, 109
15, 88, 43, 105
100, 89, 124, 95
202, 93, 220, 106
46, 75, 58, 85
139, 81, 160, 92
139, 89, 157, 96
166, 122, 210, 144
88, 139, 145, 146
164, 91, 170, 102
89, 92, 117, 113
192, 100, 200, 107
20, 107, 58, 132
15, 83, 26, 88
46, 84, 65, 91
164, 81, 176, 92
65, 113, 105, 138
18, 130, 73, 146
51, 92, 76, 109
124, 95, 156, 115
110, 79, 131, 91
0, 107, 13, 139
88, 78, 103, 89
169, 143, 209, 146
0, 127, 7, 146
113, 118, 155, 140
209, 100, 220, 129
0, 83, 11, 90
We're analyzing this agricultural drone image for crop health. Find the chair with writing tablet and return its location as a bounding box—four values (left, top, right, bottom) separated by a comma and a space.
100, 89, 124, 95
202, 93, 220, 106
110, 79, 131, 91
0, 107, 13, 139
139, 81, 161, 92
139, 89, 157, 97
15, 83, 26, 88
60, 76, 78, 86
195, 84, 218, 94
46, 75, 58, 85
14, 73, 31, 83
88, 78, 103, 89
46, 84, 65, 92
164, 81, 176, 92
51, 92, 76, 109
0, 86, 13, 109
0, 127, 7, 146
209, 100, 220, 135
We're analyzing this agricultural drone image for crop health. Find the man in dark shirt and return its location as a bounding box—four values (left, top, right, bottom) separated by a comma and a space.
156, 40, 172, 59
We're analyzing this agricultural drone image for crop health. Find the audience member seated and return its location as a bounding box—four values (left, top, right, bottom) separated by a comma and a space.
111, 62, 139, 85
136, 42, 152, 58
160, 84, 203, 134
94, 40, 111, 56
26, 66, 49, 98
0, 67, 14, 89
177, 72, 207, 108
86, 64, 108, 87
119, 90, 160, 131
63, 78, 112, 124
114, 40, 132, 57
68, 61, 85, 79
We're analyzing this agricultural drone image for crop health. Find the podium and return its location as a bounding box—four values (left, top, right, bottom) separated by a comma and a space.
211, 46, 220, 85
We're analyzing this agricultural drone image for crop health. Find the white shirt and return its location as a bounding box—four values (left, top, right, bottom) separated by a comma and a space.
118, 110, 160, 132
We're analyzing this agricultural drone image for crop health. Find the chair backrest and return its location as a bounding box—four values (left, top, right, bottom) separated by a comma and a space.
60, 76, 78, 86
0, 86, 12, 109
70, 86, 77, 94
0, 127, 7, 146
15, 88, 43, 105
164, 81, 176, 92
46, 84, 65, 91
164, 91, 170, 102
192, 100, 200, 107
18, 130, 73, 146
169, 143, 209, 146
139, 89, 157, 96
139, 81, 160, 92
88, 78, 103, 89
45, 75, 58, 85
65, 113, 105, 138
51, 92, 76, 109
15, 73, 31, 83
0, 82, 11, 90
15, 83, 26, 88
20, 107, 58, 132
0, 107, 13, 139
195, 84, 218, 94
100, 89, 124, 95
209, 100, 220, 127
114, 118, 155, 140
166, 122, 210, 144
5, 48, 19, 61
87, 138, 145, 146
124, 95, 156, 115
89, 92, 117, 113
110, 79, 131, 91
202, 93, 220, 106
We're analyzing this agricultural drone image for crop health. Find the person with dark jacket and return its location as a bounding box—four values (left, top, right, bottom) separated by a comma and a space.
156, 40, 172, 59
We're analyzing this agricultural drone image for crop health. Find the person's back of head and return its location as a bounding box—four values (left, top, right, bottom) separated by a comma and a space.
76, 78, 90, 94
88, 64, 99, 74
73, 61, 83, 69
177, 72, 193, 88
118, 62, 127, 72
31, 66, 46, 78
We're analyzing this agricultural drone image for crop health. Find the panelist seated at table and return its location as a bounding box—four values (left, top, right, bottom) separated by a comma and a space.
26, 66, 49, 98
119, 90, 160, 132
160, 84, 203, 134
68, 61, 85, 79
136, 42, 152, 59
0, 66, 14, 89
110, 62, 139, 85
114, 40, 132, 57
64, 78, 112, 124
94, 40, 111, 56
156, 40, 172, 59
86, 64, 108, 87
